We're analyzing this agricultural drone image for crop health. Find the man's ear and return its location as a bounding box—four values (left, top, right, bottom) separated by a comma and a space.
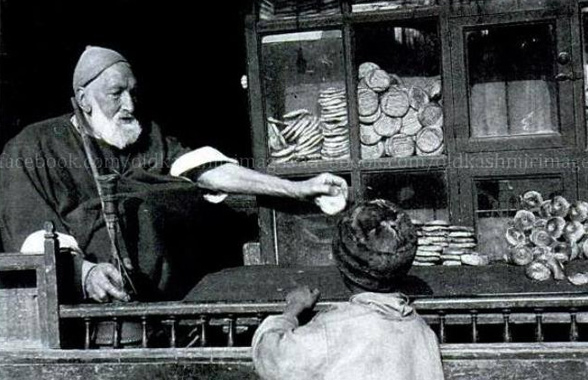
74, 88, 92, 113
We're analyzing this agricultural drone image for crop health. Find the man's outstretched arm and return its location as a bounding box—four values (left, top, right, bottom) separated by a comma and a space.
196, 163, 348, 201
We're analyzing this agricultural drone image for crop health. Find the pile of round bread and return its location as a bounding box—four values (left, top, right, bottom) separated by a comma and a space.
267, 88, 350, 164
319, 87, 351, 160
267, 110, 323, 163
357, 62, 444, 160
413, 220, 487, 267
506, 191, 588, 285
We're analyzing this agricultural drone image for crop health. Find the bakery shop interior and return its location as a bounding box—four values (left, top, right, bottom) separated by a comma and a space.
6, 0, 588, 353
256, 0, 588, 287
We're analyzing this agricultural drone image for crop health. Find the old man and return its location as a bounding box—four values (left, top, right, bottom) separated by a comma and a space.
0, 46, 348, 303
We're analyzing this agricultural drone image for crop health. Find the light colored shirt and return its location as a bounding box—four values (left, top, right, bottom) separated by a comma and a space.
252, 292, 445, 380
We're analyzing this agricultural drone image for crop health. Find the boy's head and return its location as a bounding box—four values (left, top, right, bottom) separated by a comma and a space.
333, 199, 417, 292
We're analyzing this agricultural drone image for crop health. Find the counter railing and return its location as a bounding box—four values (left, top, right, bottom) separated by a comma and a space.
58, 294, 588, 349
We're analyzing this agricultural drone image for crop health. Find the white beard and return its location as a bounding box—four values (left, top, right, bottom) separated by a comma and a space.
87, 101, 142, 149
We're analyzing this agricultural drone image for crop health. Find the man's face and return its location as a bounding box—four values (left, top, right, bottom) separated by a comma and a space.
84, 62, 142, 149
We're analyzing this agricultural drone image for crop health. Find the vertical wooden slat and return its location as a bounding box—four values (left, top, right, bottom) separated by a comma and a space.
42, 221, 61, 349
112, 317, 121, 349
84, 318, 92, 349
535, 309, 544, 343
227, 315, 235, 347
141, 316, 148, 348
438, 311, 446, 344
570, 309, 579, 342
502, 309, 512, 343
200, 316, 208, 347
169, 317, 177, 348
470, 310, 478, 343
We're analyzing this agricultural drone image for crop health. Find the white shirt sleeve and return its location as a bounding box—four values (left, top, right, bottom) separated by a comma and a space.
21, 230, 95, 298
20, 230, 81, 254
170, 146, 239, 204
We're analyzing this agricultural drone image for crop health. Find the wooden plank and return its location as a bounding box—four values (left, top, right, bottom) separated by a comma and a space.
60, 292, 588, 319
348, 6, 441, 24
0, 254, 44, 271
245, 15, 266, 172
42, 222, 60, 348
258, 16, 344, 34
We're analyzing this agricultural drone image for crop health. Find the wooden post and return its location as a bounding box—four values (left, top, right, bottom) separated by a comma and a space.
43, 221, 61, 349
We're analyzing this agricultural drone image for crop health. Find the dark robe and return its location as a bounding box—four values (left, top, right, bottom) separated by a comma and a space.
0, 114, 230, 301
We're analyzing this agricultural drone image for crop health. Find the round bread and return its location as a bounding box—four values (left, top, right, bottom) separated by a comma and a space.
568, 272, 588, 286
510, 246, 533, 266
525, 261, 552, 281
361, 141, 385, 160
359, 107, 382, 124
373, 115, 401, 137
416, 144, 444, 156
514, 210, 536, 231
357, 88, 380, 117
428, 77, 442, 100
521, 191, 544, 211
315, 192, 347, 215
569, 201, 588, 222
381, 88, 410, 118
360, 124, 382, 145
551, 196, 570, 218
416, 127, 443, 153
461, 254, 489, 266
365, 69, 391, 93
418, 103, 443, 128
385, 134, 415, 158
400, 108, 422, 136
409, 86, 430, 111
358, 62, 380, 80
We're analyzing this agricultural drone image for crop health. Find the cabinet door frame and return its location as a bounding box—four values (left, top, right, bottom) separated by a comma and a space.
450, 10, 577, 153
457, 150, 579, 227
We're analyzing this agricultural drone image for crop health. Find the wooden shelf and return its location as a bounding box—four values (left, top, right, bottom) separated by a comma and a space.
257, 15, 344, 34
359, 155, 448, 173
266, 159, 353, 176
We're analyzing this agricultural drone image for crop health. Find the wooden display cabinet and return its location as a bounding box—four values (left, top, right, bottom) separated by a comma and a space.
245, 0, 588, 265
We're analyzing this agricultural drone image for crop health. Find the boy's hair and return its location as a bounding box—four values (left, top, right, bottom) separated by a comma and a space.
333, 199, 417, 292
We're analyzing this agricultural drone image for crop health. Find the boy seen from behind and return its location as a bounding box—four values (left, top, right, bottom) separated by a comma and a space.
252, 199, 445, 380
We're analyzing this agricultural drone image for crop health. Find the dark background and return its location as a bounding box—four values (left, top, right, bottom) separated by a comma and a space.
0, 0, 253, 160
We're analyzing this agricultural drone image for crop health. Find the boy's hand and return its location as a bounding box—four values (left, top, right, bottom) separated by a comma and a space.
284, 285, 320, 319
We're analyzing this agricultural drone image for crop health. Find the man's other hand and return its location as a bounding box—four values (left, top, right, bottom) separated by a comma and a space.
85, 263, 130, 303
300, 173, 349, 200
284, 285, 320, 318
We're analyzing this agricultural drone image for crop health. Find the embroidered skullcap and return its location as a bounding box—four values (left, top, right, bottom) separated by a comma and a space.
72, 46, 128, 90
333, 199, 417, 292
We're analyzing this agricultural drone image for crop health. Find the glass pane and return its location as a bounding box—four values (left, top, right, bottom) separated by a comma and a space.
262, 30, 349, 164
275, 208, 339, 266
363, 171, 448, 222
466, 23, 558, 138
259, 0, 341, 21
354, 22, 443, 159
475, 177, 564, 261
352, 0, 438, 13
273, 174, 352, 266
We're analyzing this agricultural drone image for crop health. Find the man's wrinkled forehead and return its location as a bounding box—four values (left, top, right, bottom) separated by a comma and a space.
87, 62, 137, 91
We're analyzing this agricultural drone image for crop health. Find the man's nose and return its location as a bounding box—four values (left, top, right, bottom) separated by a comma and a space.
120, 91, 135, 113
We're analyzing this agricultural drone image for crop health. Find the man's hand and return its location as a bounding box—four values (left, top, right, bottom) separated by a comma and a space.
299, 173, 349, 200
85, 263, 130, 303
283, 285, 321, 319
